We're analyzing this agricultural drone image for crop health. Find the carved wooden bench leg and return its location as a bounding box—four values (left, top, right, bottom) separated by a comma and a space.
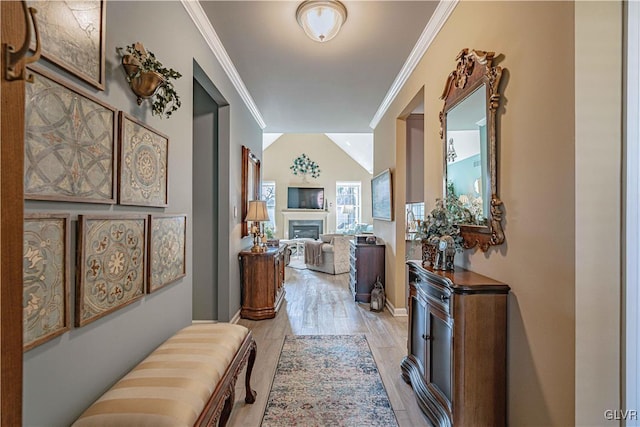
218, 388, 235, 427
245, 339, 257, 404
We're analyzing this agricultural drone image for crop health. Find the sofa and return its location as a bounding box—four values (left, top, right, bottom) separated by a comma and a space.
305, 234, 352, 275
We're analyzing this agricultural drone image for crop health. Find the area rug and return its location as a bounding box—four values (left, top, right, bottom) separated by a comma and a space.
261, 335, 399, 427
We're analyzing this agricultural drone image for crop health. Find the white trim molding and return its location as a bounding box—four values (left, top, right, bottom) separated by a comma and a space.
369, 0, 458, 129
626, 1, 640, 422
181, 0, 267, 129
229, 309, 241, 324
386, 300, 408, 317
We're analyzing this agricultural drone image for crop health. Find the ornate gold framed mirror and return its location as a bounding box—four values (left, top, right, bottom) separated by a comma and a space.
241, 145, 261, 237
439, 49, 505, 251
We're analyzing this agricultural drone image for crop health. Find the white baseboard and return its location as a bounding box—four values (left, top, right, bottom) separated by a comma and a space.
191, 309, 241, 324
229, 309, 241, 324
386, 300, 408, 317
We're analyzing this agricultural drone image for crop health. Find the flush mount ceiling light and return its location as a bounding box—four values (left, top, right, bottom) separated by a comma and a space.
296, 0, 347, 43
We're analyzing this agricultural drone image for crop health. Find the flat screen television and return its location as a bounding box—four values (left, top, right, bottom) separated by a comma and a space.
287, 187, 324, 209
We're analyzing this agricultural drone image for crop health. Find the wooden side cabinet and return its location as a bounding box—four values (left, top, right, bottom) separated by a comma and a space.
349, 241, 385, 302
401, 261, 510, 427
238, 245, 286, 320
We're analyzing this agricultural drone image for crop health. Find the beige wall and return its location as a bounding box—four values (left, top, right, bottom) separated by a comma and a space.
372, 1, 620, 425
263, 134, 372, 238
575, 2, 622, 425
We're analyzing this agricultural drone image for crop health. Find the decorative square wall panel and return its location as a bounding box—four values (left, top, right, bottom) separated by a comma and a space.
23, 214, 70, 351
118, 112, 169, 207
76, 215, 146, 326
25, 66, 117, 203
148, 214, 187, 293
27, 0, 106, 90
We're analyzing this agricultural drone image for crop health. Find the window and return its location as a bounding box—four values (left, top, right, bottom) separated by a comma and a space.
406, 202, 425, 232
336, 182, 361, 233
262, 181, 276, 235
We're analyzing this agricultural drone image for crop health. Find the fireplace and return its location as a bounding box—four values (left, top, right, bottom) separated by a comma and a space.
289, 220, 323, 240
281, 210, 329, 239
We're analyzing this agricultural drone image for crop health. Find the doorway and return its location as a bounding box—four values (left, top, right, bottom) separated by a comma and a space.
192, 62, 228, 320
398, 88, 425, 310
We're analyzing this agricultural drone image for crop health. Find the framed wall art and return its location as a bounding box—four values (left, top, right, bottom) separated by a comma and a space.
118, 112, 169, 207
76, 215, 147, 327
27, 0, 107, 90
23, 214, 70, 351
371, 168, 393, 221
25, 66, 117, 203
148, 214, 187, 293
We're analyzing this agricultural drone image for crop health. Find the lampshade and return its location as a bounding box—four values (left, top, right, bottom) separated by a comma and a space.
245, 200, 270, 222
296, 0, 347, 43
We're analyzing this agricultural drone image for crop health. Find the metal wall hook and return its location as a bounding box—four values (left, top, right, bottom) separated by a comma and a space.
5, 2, 41, 82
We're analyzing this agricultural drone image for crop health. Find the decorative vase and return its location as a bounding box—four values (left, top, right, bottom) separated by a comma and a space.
121, 56, 166, 105
421, 240, 438, 268
130, 70, 165, 105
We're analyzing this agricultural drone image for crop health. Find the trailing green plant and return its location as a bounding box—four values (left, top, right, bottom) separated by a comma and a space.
290, 153, 321, 179
117, 43, 182, 119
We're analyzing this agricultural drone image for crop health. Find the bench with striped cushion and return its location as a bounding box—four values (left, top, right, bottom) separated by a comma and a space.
72, 323, 256, 427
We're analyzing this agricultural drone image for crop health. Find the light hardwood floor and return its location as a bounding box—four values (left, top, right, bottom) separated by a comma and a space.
227, 265, 430, 427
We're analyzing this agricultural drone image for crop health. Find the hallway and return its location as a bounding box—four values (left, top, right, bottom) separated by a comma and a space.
228, 266, 429, 426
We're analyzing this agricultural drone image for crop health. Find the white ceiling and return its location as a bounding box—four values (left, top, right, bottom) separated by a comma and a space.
198, 1, 440, 133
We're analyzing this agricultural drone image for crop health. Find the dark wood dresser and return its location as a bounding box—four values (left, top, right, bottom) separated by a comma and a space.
349, 240, 385, 302
401, 261, 510, 427
238, 245, 286, 320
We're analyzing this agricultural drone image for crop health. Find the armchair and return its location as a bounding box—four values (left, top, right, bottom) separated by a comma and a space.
305, 234, 352, 275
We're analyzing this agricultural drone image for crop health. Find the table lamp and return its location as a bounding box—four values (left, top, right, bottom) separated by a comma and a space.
245, 200, 270, 252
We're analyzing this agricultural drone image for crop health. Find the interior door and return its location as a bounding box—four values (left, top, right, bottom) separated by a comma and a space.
1, 1, 34, 424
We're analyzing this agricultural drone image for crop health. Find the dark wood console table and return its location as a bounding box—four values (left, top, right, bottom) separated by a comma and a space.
238, 245, 286, 320
401, 261, 510, 426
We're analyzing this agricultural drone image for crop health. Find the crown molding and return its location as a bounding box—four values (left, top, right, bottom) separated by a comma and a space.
369, 0, 458, 130
181, 0, 267, 129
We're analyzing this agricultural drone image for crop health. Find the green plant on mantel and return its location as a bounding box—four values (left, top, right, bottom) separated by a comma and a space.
290, 153, 321, 180
117, 42, 182, 118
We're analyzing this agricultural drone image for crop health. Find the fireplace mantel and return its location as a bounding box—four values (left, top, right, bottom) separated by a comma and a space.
281, 209, 329, 239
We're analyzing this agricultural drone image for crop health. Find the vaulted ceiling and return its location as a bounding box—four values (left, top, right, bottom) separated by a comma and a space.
198, 1, 440, 133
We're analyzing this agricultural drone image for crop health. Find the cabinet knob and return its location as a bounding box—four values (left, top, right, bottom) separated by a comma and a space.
422, 334, 431, 341
440, 294, 449, 302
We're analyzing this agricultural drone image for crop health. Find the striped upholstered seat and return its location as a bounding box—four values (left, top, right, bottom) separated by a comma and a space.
72, 323, 250, 427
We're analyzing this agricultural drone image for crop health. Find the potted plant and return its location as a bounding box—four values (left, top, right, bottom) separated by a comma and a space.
414, 198, 463, 269
117, 42, 182, 118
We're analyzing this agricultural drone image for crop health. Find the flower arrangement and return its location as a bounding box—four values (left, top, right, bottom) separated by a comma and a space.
117, 42, 182, 119
290, 153, 321, 180
414, 198, 463, 250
